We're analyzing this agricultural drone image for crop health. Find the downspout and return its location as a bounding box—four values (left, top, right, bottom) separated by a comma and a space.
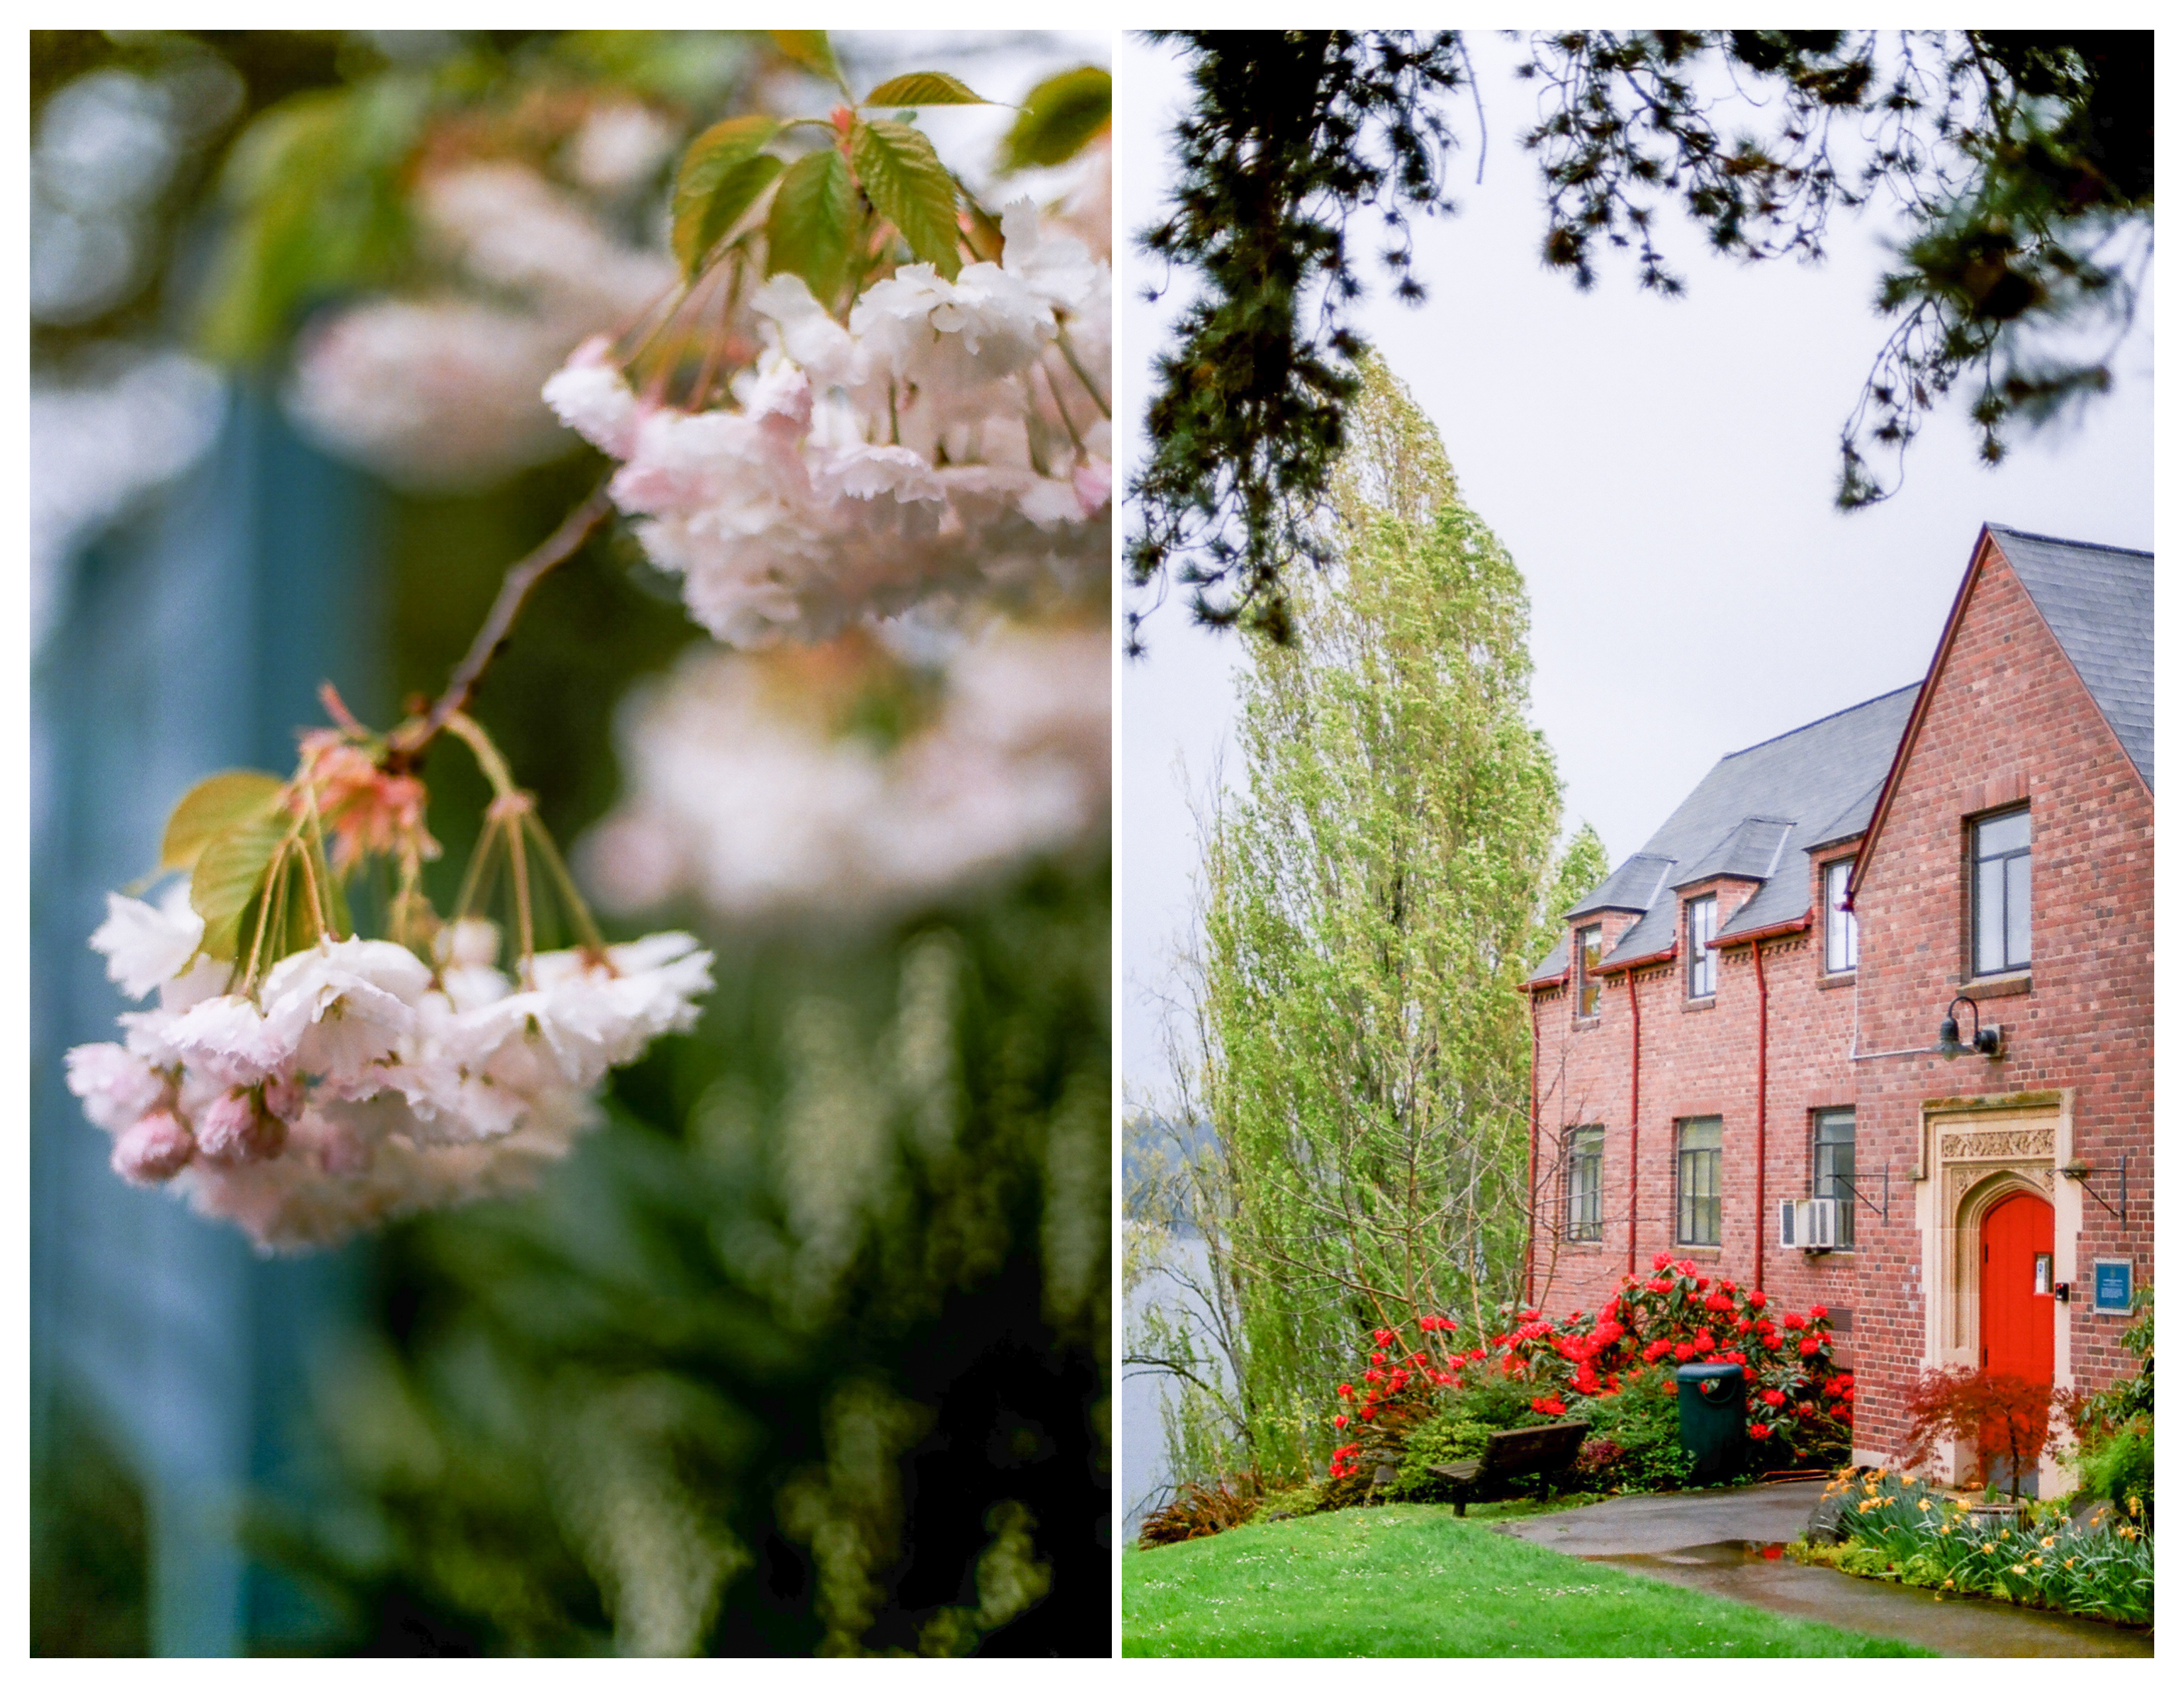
1751, 939, 1768, 1296
1627, 966, 1643, 1277
1525, 990, 1540, 1307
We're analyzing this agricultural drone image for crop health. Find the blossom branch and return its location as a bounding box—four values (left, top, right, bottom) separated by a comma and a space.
389, 481, 615, 764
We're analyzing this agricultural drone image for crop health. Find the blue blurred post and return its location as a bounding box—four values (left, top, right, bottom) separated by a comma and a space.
31, 389, 383, 1656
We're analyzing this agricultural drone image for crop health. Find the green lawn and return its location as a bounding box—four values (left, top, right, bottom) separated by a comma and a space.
1123, 1503, 1934, 1657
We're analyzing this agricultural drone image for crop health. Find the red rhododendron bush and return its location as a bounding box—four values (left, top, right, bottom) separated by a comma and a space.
1321, 1253, 1854, 1505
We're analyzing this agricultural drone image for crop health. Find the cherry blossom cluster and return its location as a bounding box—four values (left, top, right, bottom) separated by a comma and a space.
543, 197, 1110, 647
66, 883, 711, 1250
287, 156, 679, 490
577, 618, 1108, 920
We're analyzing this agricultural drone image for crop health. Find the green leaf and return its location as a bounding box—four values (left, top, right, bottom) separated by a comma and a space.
671, 116, 784, 276
765, 147, 858, 304
161, 771, 287, 874
999, 65, 1111, 172
769, 30, 846, 91
849, 119, 962, 280
862, 71, 990, 108
191, 814, 293, 963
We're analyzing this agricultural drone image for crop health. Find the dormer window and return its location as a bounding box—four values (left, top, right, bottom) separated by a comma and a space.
1823, 858, 1858, 974
1576, 924, 1602, 1017
1686, 895, 1717, 998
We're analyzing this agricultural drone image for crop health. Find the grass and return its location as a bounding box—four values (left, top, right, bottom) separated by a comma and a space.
1123, 1503, 1935, 1658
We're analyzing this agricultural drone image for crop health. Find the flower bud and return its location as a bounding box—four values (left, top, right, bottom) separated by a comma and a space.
262, 1072, 308, 1123
197, 1086, 287, 1164
112, 1110, 195, 1184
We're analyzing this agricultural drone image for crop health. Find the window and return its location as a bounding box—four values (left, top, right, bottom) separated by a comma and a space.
1971, 807, 2031, 974
1686, 896, 1717, 998
1566, 1125, 1604, 1242
1813, 1107, 1855, 1246
1576, 924, 1602, 1017
1675, 1117, 1722, 1246
1823, 859, 1858, 974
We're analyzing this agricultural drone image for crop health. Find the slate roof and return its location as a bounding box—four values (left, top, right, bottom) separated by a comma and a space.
1528, 684, 1921, 985
1986, 526, 2154, 790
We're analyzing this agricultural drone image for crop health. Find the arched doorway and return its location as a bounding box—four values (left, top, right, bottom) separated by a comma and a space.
1979, 1190, 2055, 1383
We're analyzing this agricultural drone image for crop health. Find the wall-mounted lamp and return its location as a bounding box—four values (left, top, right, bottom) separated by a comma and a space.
1935, 995, 2003, 1060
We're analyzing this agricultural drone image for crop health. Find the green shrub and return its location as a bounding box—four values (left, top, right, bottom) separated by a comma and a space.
2073, 1420, 2153, 1523
1576, 1366, 1694, 1491
1387, 1411, 1490, 1501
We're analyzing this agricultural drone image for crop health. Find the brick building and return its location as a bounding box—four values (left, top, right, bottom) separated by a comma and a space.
1523, 525, 2152, 1489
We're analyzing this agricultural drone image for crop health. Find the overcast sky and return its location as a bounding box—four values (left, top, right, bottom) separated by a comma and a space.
1114, 32, 2156, 1105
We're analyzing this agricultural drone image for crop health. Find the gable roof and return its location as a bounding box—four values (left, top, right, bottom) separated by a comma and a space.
1528, 683, 1921, 984
1986, 525, 2154, 789
1848, 524, 2154, 908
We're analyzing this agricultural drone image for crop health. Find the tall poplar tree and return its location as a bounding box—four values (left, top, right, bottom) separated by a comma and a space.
1181, 352, 1604, 1476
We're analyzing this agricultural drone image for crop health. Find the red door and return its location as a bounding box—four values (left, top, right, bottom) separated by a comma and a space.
1980, 1192, 2055, 1382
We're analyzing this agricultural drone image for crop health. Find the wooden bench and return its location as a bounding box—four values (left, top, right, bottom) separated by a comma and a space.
1428, 1421, 1591, 1517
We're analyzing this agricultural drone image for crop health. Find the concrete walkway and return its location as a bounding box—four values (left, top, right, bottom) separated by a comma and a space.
1496, 1482, 2152, 1658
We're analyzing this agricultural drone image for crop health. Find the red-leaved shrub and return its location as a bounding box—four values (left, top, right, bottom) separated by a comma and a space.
1901, 1366, 2071, 1499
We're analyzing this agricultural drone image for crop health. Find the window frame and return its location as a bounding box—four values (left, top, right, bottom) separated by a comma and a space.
1812, 1107, 1855, 1248
1822, 857, 1858, 974
1686, 895, 1717, 1000
1575, 924, 1602, 1018
1565, 1123, 1604, 1243
1674, 1115, 1723, 1248
1968, 805, 2032, 977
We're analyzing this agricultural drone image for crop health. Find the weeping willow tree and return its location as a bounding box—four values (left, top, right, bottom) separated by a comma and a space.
1140, 352, 1604, 1481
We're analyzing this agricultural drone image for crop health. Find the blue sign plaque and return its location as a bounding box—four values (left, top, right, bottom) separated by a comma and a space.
2092, 1259, 2134, 1315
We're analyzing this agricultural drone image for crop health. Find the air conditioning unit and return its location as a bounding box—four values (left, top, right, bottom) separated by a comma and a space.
1778, 1197, 1840, 1251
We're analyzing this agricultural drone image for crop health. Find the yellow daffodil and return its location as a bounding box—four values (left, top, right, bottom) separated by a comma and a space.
1918, 1499, 1933, 1512
2040, 1535, 2055, 1548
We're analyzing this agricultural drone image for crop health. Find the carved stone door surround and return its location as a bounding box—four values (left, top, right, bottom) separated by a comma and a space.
1909, 1089, 2077, 1489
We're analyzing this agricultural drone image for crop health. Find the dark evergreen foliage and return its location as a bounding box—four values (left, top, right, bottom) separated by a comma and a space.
1131, 30, 2153, 641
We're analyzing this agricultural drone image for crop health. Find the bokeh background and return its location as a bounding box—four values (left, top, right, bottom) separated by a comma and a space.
31, 29, 1110, 1656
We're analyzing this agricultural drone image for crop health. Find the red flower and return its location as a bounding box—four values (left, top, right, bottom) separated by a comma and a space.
1695, 1276, 1709, 1290
1808, 1304, 1829, 1321
1782, 1313, 1807, 1333
1643, 1338, 1673, 1363
1359, 1405, 1377, 1421
1748, 1423, 1773, 1439
1531, 1397, 1568, 1417
1734, 1317, 1752, 1333
1661, 1380, 1678, 1396
1742, 1366, 1758, 1383
1337, 1383, 1354, 1398
1799, 1337, 1820, 1356
1762, 1389, 1787, 1407
1653, 1251, 1674, 1270
1796, 1402, 1816, 1418
1595, 1320, 1624, 1346
1334, 1414, 1349, 1429
1645, 1278, 1674, 1295
1692, 1332, 1715, 1354
1673, 1342, 1696, 1362
1373, 1328, 1396, 1348
1749, 1290, 1768, 1310
1763, 1334, 1783, 1350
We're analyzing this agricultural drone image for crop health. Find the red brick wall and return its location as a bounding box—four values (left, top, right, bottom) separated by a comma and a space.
1525, 535, 2152, 1470
1847, 539, 2154, 1461
1528, 859, 1865, 1340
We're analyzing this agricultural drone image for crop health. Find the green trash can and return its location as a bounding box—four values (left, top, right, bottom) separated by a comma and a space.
1676, 1362, 1748, 1481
